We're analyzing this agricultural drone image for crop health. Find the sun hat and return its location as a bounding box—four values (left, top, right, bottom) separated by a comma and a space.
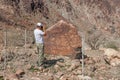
37, 23, 43, 27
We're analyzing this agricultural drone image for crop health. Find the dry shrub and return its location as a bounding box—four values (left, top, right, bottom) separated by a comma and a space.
105, 41, 118, 51
0, 31, 4, 44
86, 30, 105, 50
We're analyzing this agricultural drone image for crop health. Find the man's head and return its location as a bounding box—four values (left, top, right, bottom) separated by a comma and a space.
37, 22, 43, 30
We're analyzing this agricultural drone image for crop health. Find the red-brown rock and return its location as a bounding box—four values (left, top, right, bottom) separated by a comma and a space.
44, 20, 81, 55
15, 69, 25, 78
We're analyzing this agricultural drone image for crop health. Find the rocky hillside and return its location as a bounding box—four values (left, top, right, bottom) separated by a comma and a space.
0, 46, 120, 80
0, 0, 120, 35
0, 0, 120, 49
0, 0, 120, 80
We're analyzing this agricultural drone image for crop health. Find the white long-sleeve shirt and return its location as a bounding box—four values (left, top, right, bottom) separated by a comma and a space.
34, 29, 45, 43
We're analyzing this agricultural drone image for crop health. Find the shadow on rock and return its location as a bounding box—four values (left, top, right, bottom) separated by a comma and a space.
74, 47, 87, 59
75, 52, 87, 59
43, 58, 64, 68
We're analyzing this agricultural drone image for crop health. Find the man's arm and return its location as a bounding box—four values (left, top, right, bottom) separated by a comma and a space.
40, 26, 46, 36
43, 26, 46, 36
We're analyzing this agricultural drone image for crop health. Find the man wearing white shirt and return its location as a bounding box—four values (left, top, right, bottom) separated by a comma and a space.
34, 22, 46, 66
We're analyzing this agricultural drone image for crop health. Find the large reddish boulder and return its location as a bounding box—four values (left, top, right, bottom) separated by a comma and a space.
44, 20, 81, 55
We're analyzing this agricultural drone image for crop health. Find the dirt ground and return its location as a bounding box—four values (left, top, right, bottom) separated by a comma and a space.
0, 46, 120, 80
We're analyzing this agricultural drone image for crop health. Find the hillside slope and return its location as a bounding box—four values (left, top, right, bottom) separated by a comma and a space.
0, 0, 120, 46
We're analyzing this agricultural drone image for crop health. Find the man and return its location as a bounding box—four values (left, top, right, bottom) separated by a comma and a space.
34, 22, 46, 66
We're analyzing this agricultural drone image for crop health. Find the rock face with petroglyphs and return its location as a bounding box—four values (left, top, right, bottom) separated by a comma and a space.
44, 20, 81, 55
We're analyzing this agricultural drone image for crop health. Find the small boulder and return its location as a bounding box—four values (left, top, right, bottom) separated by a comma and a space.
104, 48, 120, 59
110, 58, 120, 66
15, 69, 25, 78
31, 77, 41, 80
104, 48, 120, 66
78, 75, 92, 80
67, 59, 80, 71
60, 75, 69, 80
55, 72, 64, 78
84, 57, 95, 64
25, 64, 32, 70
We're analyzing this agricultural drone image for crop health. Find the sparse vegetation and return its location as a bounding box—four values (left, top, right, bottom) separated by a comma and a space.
28, 66, 39, 72
86, 30, 105, 50
0, 76, 4, 80
0, 0, 120, 80
105, 42, 118, 51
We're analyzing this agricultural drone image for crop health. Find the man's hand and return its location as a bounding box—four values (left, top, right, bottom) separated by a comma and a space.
43, 26, 46, 36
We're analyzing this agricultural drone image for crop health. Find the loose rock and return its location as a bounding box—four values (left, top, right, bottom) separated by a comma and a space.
67, 59, 80, 71
15, 69, 25, 78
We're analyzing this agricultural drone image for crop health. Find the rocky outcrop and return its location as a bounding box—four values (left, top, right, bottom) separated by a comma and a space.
104, 48, 120, 66
0, 0, 120, 39
44, 20, 81, 55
